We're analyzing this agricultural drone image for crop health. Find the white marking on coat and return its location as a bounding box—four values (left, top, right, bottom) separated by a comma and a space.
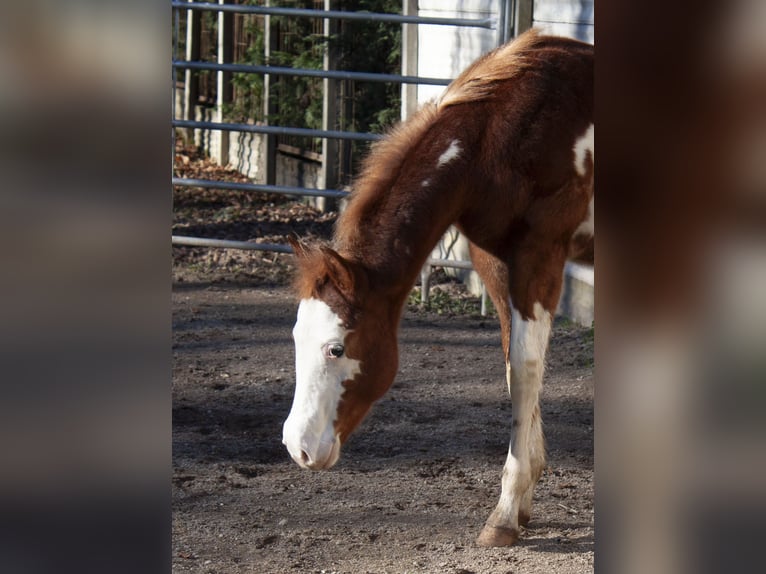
437, 139, 462, 167
509, 302, 551, 390
573, 124, 594, 176
283, 298, 361, 470
574, 196, 594, 238
493, 301, 552, 529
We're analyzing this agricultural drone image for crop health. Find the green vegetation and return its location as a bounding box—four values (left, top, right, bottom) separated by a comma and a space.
225, 0, 402, 181
407, 285, 496, 318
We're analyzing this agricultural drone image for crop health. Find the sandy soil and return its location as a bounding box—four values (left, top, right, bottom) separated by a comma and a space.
172, 280, 593, 574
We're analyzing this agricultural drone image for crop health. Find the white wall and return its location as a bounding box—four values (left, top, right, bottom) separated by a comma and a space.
533, 0, 594, 44
415, 0, 594, 105
416, 0, 499, 103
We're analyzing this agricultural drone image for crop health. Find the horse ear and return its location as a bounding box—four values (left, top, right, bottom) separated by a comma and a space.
319, 246, 356, 298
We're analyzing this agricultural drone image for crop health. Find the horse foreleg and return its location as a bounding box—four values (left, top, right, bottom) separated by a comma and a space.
476, 237, 567, 547
477, 301, 552, 546
520, 401, 545, 526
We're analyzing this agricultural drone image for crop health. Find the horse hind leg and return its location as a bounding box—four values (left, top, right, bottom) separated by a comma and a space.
467, 243, 512, 386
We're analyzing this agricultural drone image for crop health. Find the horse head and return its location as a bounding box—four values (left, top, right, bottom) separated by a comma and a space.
282, 238, 399, 470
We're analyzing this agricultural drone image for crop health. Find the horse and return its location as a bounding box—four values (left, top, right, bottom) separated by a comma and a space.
282, 29, 593, 547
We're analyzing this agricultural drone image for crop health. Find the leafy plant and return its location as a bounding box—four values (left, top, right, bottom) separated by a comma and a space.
408, 285, 494, 318
222, 0, 402, 177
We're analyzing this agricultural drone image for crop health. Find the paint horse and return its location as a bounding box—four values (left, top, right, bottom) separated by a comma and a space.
283, 30, 593, 547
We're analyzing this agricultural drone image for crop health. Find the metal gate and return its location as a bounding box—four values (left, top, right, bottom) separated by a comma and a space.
172, 1, 525, 311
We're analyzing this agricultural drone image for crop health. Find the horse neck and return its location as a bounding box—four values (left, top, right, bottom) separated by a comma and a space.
337, 160, 467, 308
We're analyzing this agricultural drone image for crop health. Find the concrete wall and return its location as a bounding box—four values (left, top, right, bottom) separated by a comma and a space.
558, 262, 594, 326
226, 130, 266, 182
274, 147, 321, 191
178, 100, 321, 192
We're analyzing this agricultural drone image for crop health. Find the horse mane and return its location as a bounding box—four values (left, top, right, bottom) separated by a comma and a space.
333, 101, 440, 254
439, 28, 552, 108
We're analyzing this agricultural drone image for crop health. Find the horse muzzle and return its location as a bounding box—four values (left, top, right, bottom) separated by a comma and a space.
282, 421, 341, 470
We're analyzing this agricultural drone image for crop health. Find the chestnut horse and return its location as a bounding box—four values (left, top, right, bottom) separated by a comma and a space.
283, 30, 593, 547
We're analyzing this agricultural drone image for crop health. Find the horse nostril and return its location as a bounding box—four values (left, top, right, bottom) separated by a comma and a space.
300, 450, 310, 465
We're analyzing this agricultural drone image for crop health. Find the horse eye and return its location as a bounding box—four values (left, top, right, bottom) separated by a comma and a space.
328, 344, 345, 358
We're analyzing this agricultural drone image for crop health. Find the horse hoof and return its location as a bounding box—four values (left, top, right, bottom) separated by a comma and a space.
518, 511, 531, 527
476, 525, 519, 547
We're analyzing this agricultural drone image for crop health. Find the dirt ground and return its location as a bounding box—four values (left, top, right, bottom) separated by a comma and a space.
172, 150, 594, 574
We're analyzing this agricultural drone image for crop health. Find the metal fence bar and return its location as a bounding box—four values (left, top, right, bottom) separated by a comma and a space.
172, 235, 294, 253
427, 258, 474, 270
173, 119, 383, 142
171, 234, 478, 271
173, 60, 452, 86
170, 1, 496, 28
172, 177, 350, 199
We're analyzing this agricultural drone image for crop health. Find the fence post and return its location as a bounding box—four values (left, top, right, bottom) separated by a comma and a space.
216, 0, 235, 165
497, 0, 515, 45
514, 0, 533, 36
263, 0, 277, 186
401, 0, 419, 121
320, 0, 339, 212
184, 5, 202, 146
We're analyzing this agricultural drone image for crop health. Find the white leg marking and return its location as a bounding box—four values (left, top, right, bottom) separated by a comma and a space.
489, 302, 551, 532
573, 124, 594, 177
437, 139, 462, 167
283, 298, 361, 470
574, 195, 594, 238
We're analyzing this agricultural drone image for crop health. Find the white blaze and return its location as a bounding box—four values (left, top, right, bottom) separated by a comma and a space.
437, 139, 462, 167
573, 124, 594, 177
283, 298, 361, 470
